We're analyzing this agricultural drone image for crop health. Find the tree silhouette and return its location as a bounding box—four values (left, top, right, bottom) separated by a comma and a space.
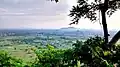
69, 0, 120, 46
51, 0, 120, 47
50, 0, 59, 3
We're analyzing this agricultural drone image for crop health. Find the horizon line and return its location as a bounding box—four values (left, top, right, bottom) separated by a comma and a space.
0, 28, 118, 31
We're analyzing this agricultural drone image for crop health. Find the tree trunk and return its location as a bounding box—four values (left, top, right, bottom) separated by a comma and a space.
109, 30, 120, 46
101, 9, 109, 44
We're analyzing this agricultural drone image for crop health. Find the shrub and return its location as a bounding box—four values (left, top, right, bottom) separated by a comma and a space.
0, 50, 25, 67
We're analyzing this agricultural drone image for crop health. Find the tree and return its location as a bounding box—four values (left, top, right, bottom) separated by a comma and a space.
0, 50, 24, 67
50, 0, 59, 3
71, 36, 120, 67
51, 0, 120, 48
69, 0, 120, 46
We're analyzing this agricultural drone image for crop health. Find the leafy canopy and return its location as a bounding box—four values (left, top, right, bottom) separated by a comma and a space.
69, 0, 120, 24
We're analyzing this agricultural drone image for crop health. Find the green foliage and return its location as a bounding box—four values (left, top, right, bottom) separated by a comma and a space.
46, 44, 55, 50
1, 36, 120, 67
32, 36, 108, 67
70, 36, 120, 67
0, 50, 25, 67
31, 36, 120, 67
33, 45, 65, 67
69, 0, 120, 24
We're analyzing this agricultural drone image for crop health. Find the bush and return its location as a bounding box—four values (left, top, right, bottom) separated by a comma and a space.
71, 36, 118, 67
33, 45, 65, 67
0, 50, 25, 67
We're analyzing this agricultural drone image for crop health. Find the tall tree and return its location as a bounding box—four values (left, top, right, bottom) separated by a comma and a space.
69, 0, 120, 45
51, 0, 120, 47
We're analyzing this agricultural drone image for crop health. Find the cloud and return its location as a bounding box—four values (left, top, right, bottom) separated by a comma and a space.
0, 0, 71, 29
1, 0, 119, 30
0, 0, 69, 16
0, 8, 8, 12
0, 15, 69, 29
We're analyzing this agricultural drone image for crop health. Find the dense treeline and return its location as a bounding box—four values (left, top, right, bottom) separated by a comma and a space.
0, 36, 120, 67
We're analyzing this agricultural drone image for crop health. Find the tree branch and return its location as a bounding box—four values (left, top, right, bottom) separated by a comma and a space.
109, 30, 120, 45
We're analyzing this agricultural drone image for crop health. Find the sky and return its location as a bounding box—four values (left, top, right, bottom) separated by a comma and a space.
0, 0, 120, 30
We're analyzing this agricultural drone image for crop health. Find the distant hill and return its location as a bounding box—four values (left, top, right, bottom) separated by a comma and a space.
60, 27, 79, 31
0, 28, 117, 39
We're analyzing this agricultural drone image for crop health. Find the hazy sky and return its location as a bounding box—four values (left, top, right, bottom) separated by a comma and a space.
0, 0, 120, 30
